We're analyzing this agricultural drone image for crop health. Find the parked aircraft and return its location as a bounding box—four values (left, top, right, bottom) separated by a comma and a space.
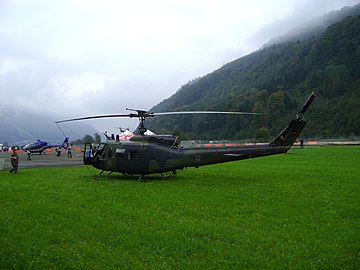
55, 92, 316, 180
23, 137, 69, 154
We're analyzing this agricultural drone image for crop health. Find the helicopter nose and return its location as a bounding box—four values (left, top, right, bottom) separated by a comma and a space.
93, 156, 106, 170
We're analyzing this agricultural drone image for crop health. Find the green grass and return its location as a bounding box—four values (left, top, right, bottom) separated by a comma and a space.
1, 146, 359, 269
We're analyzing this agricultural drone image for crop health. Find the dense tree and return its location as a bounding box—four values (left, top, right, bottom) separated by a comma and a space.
94, 133, 101, 144
82, 134, 94, 144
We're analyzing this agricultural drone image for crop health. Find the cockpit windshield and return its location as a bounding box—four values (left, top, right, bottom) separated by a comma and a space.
96, 143, 106, 156
97, 143, 106, 151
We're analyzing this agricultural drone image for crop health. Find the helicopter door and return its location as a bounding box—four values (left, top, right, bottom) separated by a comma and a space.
123, 145, 142, 173
104, 145, 117, 170
83, 143, 95, 165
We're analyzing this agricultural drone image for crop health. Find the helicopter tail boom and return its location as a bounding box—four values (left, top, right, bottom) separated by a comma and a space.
269, 118, 306, 147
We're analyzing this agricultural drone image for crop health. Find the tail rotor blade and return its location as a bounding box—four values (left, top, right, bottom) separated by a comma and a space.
297, 91, 317, 117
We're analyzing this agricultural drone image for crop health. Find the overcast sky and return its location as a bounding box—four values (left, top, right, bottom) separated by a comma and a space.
0, 0, 358, 133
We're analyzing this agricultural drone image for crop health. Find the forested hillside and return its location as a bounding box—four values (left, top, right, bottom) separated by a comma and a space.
149, 12, 360, 140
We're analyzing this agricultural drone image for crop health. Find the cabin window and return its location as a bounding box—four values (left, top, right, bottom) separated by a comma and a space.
116, 148, 125, 157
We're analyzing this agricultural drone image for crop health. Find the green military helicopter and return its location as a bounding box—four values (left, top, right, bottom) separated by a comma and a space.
55, 92, 316, 180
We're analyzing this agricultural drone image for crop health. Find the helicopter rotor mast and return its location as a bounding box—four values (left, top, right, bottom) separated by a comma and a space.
126, 108, 155, 135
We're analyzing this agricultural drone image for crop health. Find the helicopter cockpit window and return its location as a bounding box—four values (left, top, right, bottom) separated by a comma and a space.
116, 148, 125, 157
97, 143, 105, 153
97, 144, 105, 151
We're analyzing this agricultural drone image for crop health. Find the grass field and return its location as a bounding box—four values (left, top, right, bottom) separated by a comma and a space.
1, 146, 359, 269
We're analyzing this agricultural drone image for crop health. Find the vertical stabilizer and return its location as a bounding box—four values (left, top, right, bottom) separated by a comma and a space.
62, 137, 69, 149
270, 92, 316, 147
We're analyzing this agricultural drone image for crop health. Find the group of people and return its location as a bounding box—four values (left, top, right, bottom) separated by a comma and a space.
55, 145, 73, 158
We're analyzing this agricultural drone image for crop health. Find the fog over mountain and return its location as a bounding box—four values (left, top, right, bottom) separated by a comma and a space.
0, 1, 357, 144
263, 4, 360, 46
0, 111, 97, 145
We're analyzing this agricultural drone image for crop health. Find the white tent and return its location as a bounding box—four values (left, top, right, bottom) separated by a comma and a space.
144, 129, 155, 136
119, 129, 135, 140
118, 129, 155, 140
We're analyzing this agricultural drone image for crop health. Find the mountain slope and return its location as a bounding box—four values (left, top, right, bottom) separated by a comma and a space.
149, 13, 360, 140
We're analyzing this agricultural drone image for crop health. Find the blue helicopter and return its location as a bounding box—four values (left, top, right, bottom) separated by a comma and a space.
22, 137, 69, 154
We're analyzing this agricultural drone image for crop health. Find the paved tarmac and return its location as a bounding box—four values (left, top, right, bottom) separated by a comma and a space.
0, 150, 84, 170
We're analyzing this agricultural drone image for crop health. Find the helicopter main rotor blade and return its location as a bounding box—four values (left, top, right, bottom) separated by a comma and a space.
55, 110, 264, 124
55, 114, 133, 124
153, 111, 264, 116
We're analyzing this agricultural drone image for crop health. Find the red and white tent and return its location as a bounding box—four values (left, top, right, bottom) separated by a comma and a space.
118, 129, 156, 140
119, 130, 135, 140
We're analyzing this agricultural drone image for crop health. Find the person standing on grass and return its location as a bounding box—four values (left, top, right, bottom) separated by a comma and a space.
10, 148, 19, 174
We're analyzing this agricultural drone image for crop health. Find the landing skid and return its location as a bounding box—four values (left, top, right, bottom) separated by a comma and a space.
95, 171, 177, 182
122, 173, 147, 182
95, 170, 113, 180
138, 172, 176, 182
138, 173, 171, 182
160, 172, 171, 179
